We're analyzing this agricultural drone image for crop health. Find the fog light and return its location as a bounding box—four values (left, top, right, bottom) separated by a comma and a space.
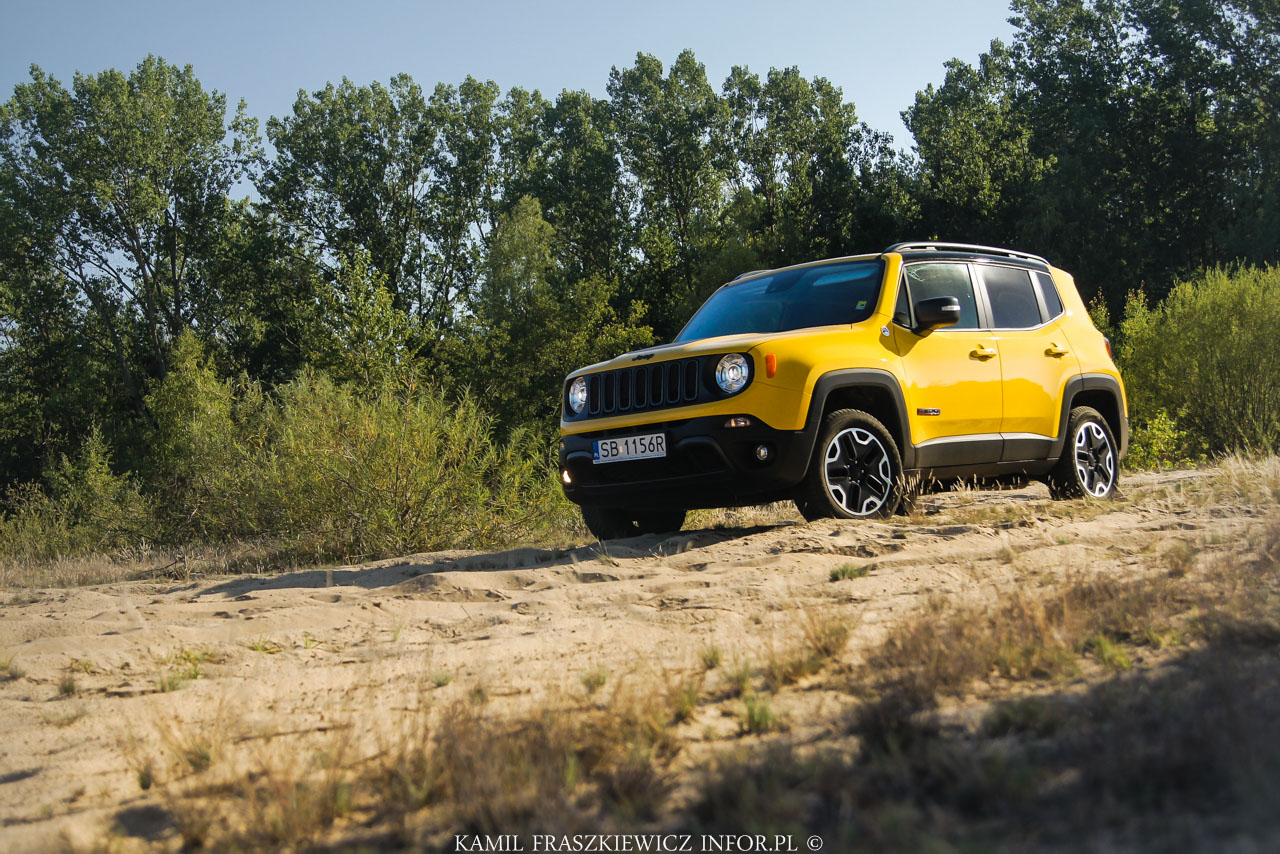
725, 416, 752, 428
754, 444, 772, 462
561, 468, 572, 485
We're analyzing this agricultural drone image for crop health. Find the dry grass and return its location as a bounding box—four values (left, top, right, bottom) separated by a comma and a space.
664, 672, 705, 724
763, 610, 852, 690
699, 645, 722, 670
722, 659, 754, 698
43, 704, 88, 728
0, 540, 303, 589
738, 694, 779, 735
690, 512, 1280, 850
61, 458, 1280, 851
863, 570, 1200, 705
691, 640, 1280, 850
830, 562, 870, 581
149, 682, 684, 849
687, 501, 800, 530
244, 635, 283, 654
579, 666, 609, 696
0, 651, 22, 680
117, 550, 1280, 850
156, 663, 202, 693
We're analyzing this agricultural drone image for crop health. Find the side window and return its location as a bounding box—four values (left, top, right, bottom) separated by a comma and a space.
904, 263, 979, 329
983, 266, 1043, 329
1035, 272, 1064, 318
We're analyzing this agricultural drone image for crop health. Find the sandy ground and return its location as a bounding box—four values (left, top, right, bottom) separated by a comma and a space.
0, 467, 1253, 851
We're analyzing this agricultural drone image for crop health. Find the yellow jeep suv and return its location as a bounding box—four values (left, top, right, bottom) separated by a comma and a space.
558, 242, 1128, 540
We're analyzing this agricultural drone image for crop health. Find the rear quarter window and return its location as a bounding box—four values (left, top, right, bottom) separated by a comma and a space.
1036, 272, 1065, 318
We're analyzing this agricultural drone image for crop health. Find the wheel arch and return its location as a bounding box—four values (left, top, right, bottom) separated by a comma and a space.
1052, 373, 1129, 460
804, 370, 915, 472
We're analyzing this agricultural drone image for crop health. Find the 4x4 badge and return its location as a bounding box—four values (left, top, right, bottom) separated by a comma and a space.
917, 408, 941, 416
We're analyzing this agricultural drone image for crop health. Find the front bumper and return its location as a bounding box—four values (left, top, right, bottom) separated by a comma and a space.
558, 415, 815, 511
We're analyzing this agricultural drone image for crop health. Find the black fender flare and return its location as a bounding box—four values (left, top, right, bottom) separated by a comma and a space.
800, 369, 916, 472
1050, 373, 1130, 460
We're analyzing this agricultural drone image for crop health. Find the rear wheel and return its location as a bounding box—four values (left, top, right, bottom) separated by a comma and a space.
580, 506, 686, 541
795, 409, 903, 521
1047, 406, 1119, 499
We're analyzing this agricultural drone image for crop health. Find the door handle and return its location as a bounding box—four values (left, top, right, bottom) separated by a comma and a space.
1045, 343, 1070, 357
970, 346, 998, 360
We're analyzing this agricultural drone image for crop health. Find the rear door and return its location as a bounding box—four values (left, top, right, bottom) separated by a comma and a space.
975, 265, 1082, 461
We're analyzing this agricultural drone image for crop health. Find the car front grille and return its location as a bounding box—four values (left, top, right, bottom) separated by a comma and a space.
585, 358, 701, 418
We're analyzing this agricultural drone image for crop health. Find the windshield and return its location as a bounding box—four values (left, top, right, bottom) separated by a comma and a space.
675, 260, 885, 343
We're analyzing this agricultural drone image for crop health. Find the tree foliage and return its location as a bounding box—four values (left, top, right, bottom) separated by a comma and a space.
1119, 266, 1280, 455
0, 56, 259, 394
444, 196, 652, 432
906, 0, 1280, 305
2, 11, 1279, 561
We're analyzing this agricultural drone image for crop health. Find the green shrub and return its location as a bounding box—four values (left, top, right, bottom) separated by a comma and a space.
239, 374, 575, 561
3, 336, 579, 570
0, 429, 153, 562
136, 331, 579, 562
143, 332, 247, 540
1119, 266, 1280, 455
1124, 409, 1200, 471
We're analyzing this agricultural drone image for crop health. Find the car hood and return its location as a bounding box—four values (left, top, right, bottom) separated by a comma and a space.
567, 332, 794, 377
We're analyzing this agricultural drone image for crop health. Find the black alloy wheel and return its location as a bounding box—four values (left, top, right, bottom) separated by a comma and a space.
1047, 406, 1119, 500
797, 409, 902, 521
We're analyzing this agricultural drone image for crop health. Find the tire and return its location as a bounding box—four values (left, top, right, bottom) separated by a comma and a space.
1047, 406, 1119, 500
795, 409, 903, 521
581, 505, 686, 541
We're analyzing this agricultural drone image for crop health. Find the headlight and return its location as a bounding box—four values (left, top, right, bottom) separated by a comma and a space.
568, 376, 588, 414
715, 354, 750, 394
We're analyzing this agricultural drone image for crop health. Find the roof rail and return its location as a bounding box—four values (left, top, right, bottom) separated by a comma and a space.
884, 242, 1049, 266
731, 268, 774, 282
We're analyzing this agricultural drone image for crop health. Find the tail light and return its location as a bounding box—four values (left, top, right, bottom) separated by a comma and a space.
1104, 337, 1113, 358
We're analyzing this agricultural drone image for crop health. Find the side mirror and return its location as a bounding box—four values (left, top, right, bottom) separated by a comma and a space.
914, 296, 962, 332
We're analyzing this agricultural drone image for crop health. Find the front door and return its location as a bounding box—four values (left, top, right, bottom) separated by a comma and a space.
893, 261, 1003, 466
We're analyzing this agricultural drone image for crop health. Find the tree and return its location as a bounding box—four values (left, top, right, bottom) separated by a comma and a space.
608, 51, 732, 338
0, 56, 260, 487
301, 248, 426, 389
0, 57, 259, 393
445, 196, 652, 433
724, 65, 916, 267
262, 75, 440, 323
531, 90, 632, 288
903, 44, 1049, 247
906, 0, 1280, 307
0, 261, 113, 488
263, 74, 552, 349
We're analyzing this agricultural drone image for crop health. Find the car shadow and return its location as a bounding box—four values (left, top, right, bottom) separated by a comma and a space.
193, 524, 786, 598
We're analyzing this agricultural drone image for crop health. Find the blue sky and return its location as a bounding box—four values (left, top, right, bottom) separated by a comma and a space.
1, 0, 1016, 149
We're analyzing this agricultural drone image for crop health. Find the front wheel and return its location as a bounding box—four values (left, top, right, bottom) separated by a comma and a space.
580, 506, 686, 541
795, 409, 903, 521
1046, 406, 1119, 499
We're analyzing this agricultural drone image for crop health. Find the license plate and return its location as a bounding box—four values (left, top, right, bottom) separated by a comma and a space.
592, 432, 667, 464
